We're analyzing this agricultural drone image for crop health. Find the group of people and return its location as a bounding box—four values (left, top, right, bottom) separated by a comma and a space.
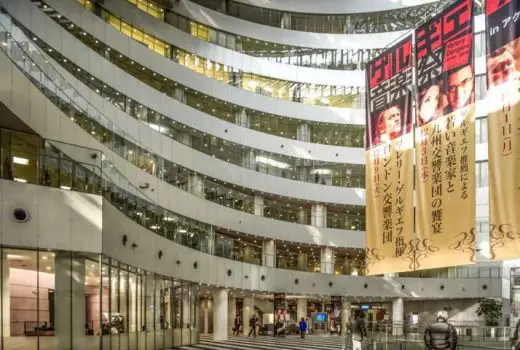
347, 311, 457, 350
233, 314, 260, 337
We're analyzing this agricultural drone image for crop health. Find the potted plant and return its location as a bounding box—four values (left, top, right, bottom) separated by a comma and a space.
476, 298, 502, 338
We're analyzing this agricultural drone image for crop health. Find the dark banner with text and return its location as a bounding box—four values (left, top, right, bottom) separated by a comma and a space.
486, 0, 520, 260
414, 0, 476, 270
365, 35, 415, 275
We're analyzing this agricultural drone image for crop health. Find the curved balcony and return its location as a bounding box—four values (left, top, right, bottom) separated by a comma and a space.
122, 0, 383, 71
189, 0, 447, 34
45, 0, 363, 108
39, 0, 365, 124
0, 11, 367, 245
101, 0, 363, 85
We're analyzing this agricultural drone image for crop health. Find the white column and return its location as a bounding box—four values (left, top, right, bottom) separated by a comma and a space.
297, 253, 308, 272
392, 298, 404, 336
179, 132, 192, 146
262, 240, 275, 267
241, 149, 256, 170
254, 194, 264, 216
297, 298, 307, 321
199, 299, 209, 334
182, 289, 191, 328
234, 109, 250, 128
2, 254, 9, 338
341, 299, 351, 336
343, 260, 352, 275
281, 12, 291, 29
173, 86, 186, 103
54, 253, 86, 350
242, 296, 254, 336
320, 247, 335, 274
297, 123, 310, 142
188, 173, 204, 197
213, 289, 228, 341
297, 208, 307, 224
228, 296, 236, 335
311, 204, 327, 227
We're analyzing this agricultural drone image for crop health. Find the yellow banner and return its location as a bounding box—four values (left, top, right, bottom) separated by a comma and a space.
488, 85, 520, 260
485, 2, 520, 261
415, 106, 476, 270
365, 134, 414, 275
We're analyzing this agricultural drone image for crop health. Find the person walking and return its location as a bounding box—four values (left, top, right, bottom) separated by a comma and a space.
248, 315, 257, 338
233, 315, 242, 336
424, 311, 457, 350
299, 317, 307, 339
351, 312, 368, 350
511, 318, 520, 350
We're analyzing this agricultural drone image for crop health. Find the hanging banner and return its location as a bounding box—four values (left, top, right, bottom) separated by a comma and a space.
486, 0, 520, 260
414, 0, 476, 270
365, 35, 415, 275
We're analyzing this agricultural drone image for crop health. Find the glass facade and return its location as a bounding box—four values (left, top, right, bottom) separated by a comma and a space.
92, 6, 363, 108
0, 248, 199, 349
190, 0, 454, 34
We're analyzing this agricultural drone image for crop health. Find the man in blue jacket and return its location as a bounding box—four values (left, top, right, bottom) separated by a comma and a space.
299, 317, 307, 339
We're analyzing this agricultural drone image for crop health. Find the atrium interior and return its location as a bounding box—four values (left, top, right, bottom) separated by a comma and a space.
0, 0, 517, 349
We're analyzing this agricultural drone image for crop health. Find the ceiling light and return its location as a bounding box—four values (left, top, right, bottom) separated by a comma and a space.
13, 157, 29, 165
60, 186, 72, 190
14, 178, 27, 183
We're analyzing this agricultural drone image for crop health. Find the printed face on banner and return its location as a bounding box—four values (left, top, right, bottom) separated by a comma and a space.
414, 0, 476, 271
366, 37, 413, 149
416, 0, 474, 125
486, 0, 520, 261
365, 36, 415, 275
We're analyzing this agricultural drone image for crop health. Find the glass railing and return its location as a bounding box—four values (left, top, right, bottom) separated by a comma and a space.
43, 13, 367, 147
125, 0, 380, 71
42, 1, 363, 108
190, 0, 450, 35
347, 321, 517, 350
27, 31, 366, 189
0, 9, 365, 230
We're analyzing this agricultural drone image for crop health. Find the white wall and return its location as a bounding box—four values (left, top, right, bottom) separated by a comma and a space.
102, 0, 364, 87
102, 199, 503, 299
405, 299, 483, 325
0, 48, 363, 247
0, 180, 102, 253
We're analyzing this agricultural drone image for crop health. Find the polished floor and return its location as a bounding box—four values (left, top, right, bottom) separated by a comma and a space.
178, 334, 350, 350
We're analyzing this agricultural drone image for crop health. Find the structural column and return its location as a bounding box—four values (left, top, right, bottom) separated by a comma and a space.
296, 123, 310, 142
173, 86, 187, 103
281, 12, 292, 29
343, 259, 352, 275
297, 253, 308, 272
54, 253, 86, 350
392, 297, 404, 336
234, 109, 250, 128
320, 247, 335, 274
1, 253, 9, 339
213, 289, 228, 341
311, 203, 327, 227
243, 246, 254, 263
262, 240, 276, 267
341, 299, 351, 335
297, 208, 307, 224
241, 149, 256, 170
188, 173, 205, 197
254, 194, 264, 216
242, 296, 254, 336
228, 296, 236, 335
199, 299, 211, 334
296, 298, 307, 321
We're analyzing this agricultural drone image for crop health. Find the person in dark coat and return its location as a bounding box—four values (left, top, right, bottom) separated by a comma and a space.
511, 318, 520, 350
351, 312, 368, 350
424, 311, 457, 350
233, 315, 242, 336
248, 315, 258, 337
299, 317, 307, 339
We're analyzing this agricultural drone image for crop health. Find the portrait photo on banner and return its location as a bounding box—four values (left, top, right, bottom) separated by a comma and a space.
413, 0, 476, 271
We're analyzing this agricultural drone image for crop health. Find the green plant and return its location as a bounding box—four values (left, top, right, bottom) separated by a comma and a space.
476, 298, 502, 326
